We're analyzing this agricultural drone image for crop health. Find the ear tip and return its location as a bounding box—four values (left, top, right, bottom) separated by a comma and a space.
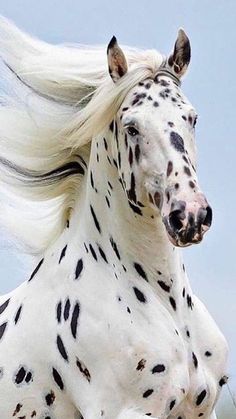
108, 35, 118, 50
178, 28, 190, 42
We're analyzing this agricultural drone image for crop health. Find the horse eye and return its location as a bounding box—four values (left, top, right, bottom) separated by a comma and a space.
127, 126, 139, 137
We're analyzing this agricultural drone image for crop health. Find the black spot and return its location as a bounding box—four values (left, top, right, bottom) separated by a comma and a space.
134, 262, 148, 281
56, 301, 62, 323
0, 322, 7, 340
157, 280, 170, 293
205, 351, 212, 357
184, 166, 191, 177
129, 201, 142, 215
118, 151, 121, 168
28, 258, 44, 282
13, 403, 23, 416
98, 246, 108, 263
75, 259, 83, 279
90, 171, 95, 189
129, 147, 133, 166
71, 302, 80, 339
186, 328, 190, 338
15, 366, 26, 384
153, 101, 159, 107
169, 399, 176, 410
136, 359, 146, 371
167, 161, 173, 177
159, 79, 169, 87
52, 367, 64, 390
14, 305, 23, 324
147, 95, 153, 100
187, 294, 194, 309
189, 180, 195, 189
219, 375, 228, 387
135, 144, 140, 163
90, 205, 101, 234
0, 298, 10, 315
89, 244, 97, 261
25, 371, 33, 383
152, 364, 166, 374
45, 390, 55, 406
127, 306, 131, 313
145, 82, 151, 89
105, 196, 110, 208
192, 352, 198, 368
196, 389, 207, 406
64, 298, 71, 321
133, 287, 146, 303
110, 237, 121, 260
56, 335, 69, 362
103, 137, 108, 150
170, 131, 185, 153
108, 181, 113, 190
127, 173, 137, 203
182, 287, 186, 298
76, 357, 91, 382
169, 296, 177, 311
59, 245, 67, 264
143, 389, 154, 398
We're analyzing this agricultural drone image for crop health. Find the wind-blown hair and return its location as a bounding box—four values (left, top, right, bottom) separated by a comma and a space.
0, 17, 164, 254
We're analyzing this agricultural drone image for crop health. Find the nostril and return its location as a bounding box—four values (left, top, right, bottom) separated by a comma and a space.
203, 206, 212, 227
197, 206, 212, 232
169, 210, 184, 232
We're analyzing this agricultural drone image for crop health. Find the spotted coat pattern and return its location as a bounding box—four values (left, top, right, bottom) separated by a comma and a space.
0, 31, 228, 419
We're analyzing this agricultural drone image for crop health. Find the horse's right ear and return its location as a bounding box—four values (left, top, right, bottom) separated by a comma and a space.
107, 36, 128, 83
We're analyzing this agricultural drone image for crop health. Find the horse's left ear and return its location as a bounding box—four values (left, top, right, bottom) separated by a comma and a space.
168, 29, 191, 77
107, 36, 128, 83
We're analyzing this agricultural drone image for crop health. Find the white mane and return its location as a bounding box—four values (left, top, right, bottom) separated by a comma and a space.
0, 17, 164, 254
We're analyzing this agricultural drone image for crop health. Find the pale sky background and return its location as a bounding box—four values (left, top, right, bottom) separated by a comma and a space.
0, 0, 235, 415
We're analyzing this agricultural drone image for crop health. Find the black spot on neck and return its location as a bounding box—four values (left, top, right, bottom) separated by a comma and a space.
75, 258, 83, 279
143, 389, 154, 398
59, 245, 67, 264
110, 237, 121, 260
134, 262, 148, 281
196, 389, 207, 406
89, 244, 98, 261
14, 305, 22, 325
28, 258, 44, 282
157, 280, 170, 293
152, 364, 165, 374
133, 287, 146, 303
52, 367, 64, 390
0, 299, 10, 315
56, 335, 69, 362
192, 352, 198, 368
71, 302, 80, 339
90, 205, 101, 234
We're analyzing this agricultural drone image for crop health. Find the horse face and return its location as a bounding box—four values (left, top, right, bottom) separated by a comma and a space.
107, 32, 212, 247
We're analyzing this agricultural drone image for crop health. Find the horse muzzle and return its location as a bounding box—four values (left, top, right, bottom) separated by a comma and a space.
163, 196, 212, 247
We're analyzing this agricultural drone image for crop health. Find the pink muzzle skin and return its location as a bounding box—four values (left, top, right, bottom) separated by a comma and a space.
163, 193, 212, 247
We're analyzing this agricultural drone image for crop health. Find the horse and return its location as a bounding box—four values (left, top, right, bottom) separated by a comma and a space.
0, 17, 228, 419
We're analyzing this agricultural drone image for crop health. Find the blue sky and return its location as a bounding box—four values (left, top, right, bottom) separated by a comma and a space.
0, 0, 235, 413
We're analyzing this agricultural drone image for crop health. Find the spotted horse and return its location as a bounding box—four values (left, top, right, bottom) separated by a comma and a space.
0, 17, 228, 419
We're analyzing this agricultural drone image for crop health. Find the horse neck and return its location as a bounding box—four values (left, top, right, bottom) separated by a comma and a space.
69, 129, 189, 307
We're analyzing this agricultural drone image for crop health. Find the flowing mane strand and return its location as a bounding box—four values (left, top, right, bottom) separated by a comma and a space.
0, 16, 164, 254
